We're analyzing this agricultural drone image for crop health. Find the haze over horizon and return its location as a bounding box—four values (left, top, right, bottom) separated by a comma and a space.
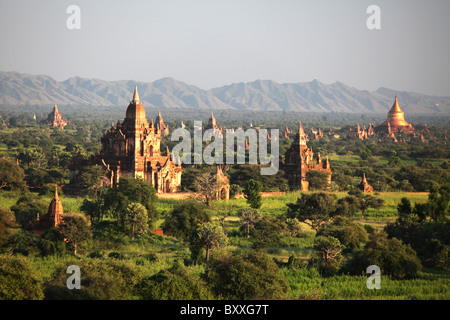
1, 0, 449, 96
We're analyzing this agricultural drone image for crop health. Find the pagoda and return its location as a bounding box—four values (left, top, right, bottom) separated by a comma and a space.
375, 96, 414, 135
31, 188, 64, 235
282, 121, 331, 191
43, 103, 68, 129
69, 86, 182, 193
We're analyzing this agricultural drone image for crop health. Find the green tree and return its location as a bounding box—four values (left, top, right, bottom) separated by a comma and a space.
238, 208, 261, 238
78, 165, 107, 196
44, 259, 143, 300
285, 217, 302, 237
313, 236, 345, 274
121, 202, 148, 239
344, 232, 422, 278
162, 201, 210, 241
348, 189, 384, 219
0, 158, 26, 191
205, 250, 290, 299
0, 254, 44, 299
10, 194, 48, 228
306, 170, 330, 191
317, 217, 368, 252
57, 213, 91, 255
397, 197, 421, 225
80, 197, 105, 224
243, 179, 262, 209
102, 177, 159, 227
196, 222, 228, 261
1, 230, 38, 256
286, 192, 337, 231
135, 262, 213, 300
0, 205, 17, 246
426, 185, 449, 221
252, 216, 284, 249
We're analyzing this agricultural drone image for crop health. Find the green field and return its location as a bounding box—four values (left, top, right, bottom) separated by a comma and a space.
1, 189, 448, 300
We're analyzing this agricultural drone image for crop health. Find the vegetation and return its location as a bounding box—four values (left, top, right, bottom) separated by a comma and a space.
0, 109, 448, 301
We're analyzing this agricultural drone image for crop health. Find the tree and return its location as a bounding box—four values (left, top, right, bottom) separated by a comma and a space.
252, 216, 284, 249
135, 262, 213, 300
44, 259, 143, 300
10, 194, 48, 228
426, 185, 449, 221
0, 254, 44, 299
162, 201, 210, 241
80, 197, 105, 224
196, 222, 227, 261
121, 202, 148, 239
344, 231, 422, 278
286, 192, 337, 231
237, 208, 261, 238
285, 218, 302, 237
243, 179, 262, 209
205, 250, 290, 299
0, 206, 17, 246
397, 197, 421, 225
78, 165, 108, 196
348, 189, 384, 219
190, 171, 223, 207
102, 177, 159, 227
313, 236, 345, 274
317, 217, 368, 252
0, 159, 26, 191
306, 170, 330, 191
57, 213, 91, 255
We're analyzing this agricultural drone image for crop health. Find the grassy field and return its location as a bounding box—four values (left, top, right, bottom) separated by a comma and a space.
2, 188, 448, 300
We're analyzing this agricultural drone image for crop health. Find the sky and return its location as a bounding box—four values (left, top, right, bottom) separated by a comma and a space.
0, 0, 449, 96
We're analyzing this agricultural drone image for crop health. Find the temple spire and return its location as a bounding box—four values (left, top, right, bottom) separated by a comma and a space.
298, 121, 305, 135
132, 85, 140, 103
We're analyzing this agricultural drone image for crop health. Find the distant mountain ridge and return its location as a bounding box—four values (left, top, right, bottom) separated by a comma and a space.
0, 71, 449, 113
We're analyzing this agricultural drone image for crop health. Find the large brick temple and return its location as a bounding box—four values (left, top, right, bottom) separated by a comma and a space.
70, 86, 182, 193
282, 121, 332, 191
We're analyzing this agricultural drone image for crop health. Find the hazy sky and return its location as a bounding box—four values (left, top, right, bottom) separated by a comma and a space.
1, 0, 449, 96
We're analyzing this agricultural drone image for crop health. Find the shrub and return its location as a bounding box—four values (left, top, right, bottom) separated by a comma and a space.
344, 232, 422, 279
205, 249, 290, 299
0, 254, 44, 299
135, 262, 213, 300
317, 217, 369, 252
44, 259, 144, 300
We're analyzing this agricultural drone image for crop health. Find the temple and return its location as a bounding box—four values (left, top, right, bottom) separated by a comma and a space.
155, 110, 169, 135
30, 188, 64, 235
214, 165, 230, 200
358, 173, 373, 193
70, 86, 182, 193
42, 103, 68, 129
375, 96, 414, 135
282, 121, 332, 191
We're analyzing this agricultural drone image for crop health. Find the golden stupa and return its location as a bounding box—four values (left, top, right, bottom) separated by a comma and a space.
375, 96, 414, 134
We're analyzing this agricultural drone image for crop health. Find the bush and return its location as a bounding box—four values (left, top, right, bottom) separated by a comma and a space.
205, 249, 290, 299
162, 201, 210, 241
0, 254, 44, 299
44, 259, 144, 300
317, 217, 369, 252
344, 232, 422, 279
135, 262, 213, 300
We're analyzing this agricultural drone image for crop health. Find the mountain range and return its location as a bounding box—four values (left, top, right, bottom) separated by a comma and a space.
0, 71, 449, 114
